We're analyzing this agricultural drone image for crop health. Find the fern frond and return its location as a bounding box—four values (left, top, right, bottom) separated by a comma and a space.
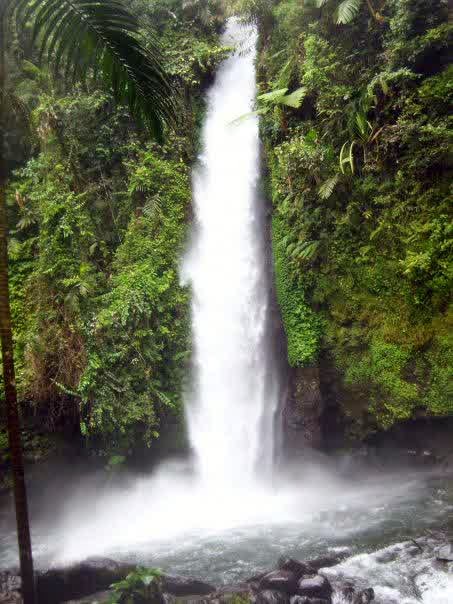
142, 194, 162, 219
318, 174, 339, 199
279, 87, 307, 109
257, 88, 289, 103
11, 0, 176, 140
335, 0, 362, 24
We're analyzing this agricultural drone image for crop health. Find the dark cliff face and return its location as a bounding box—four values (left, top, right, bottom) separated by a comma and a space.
282, 367, 324, 455
278, 352, 453, 468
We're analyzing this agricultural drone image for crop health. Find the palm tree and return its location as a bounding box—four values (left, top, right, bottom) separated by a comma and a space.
0, 2, 176, 602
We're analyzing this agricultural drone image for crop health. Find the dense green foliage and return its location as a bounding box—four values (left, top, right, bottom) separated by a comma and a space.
9, 0, 176, 139
255, 0, 452, 432
1, 0, 227, 459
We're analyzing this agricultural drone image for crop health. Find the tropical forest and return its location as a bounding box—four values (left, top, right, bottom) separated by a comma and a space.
0, 0, 452, 603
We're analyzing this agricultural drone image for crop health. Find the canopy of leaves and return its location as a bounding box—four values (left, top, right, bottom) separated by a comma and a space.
8, 0, 176, 138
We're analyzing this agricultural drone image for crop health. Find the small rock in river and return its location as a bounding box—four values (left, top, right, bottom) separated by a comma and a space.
277, 558, 313, 578
436, 543, 453, 562
290, 597, 330, 604
305, 554, 346, 571
297, 576, 332, 601
353, 588, 375, 603
259, 571, 299, 594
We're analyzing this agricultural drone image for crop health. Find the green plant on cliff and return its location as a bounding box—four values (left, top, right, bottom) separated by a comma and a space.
2, 0, 227, 457
254, 0, 452, 434
272, 204, 322, 368
109, 568, 162, 604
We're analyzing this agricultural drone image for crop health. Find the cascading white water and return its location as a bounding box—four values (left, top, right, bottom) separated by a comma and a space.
182, 19, 279, 488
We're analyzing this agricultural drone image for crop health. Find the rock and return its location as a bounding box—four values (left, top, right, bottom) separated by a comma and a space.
256, 590, 290, 604
283, 367, 324, 454
161, 575, 215, 596
63, 591, 112, 603
0, 570, 22, 603
36, 557, 135, 604
259, 571, 299, 594
296, 576, 332, 601
337, 584, 374, 604
436, 544, 453, 562
290, 598, 329, 604
246, 571, 268, 586
352, 588, 374, 604
338, 582, 355, 602
206, 584, 253, 603
277, 558, 312, 578
0, 593, 22, 604
163, 596, 210, 604
304, 554, 345, 571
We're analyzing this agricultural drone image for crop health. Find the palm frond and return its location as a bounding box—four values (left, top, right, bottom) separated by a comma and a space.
335, 0, 362, 24
229, 108, 268, 126
11, 0, 176, 140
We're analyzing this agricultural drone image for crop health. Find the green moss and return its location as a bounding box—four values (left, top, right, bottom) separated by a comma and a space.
344, 339, 418, 427
257, 0, 453, 432
272, 213, 322, 367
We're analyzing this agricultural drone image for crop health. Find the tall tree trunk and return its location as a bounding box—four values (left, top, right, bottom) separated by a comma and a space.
0, 3, 37, 603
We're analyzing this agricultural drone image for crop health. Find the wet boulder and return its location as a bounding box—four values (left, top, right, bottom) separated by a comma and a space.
337, 584, 374, 604
36, 557, 135, 604
64, 591, 111, 603
255, 589, 290, 604
0, 570, 21, 603
304, 554, 346, 571
160, 575, 215, 596
353, 588, 374, 604
436, 543, 453, 562
277, 558, 312, 578
296, 576, 332, 601
338, 583, 355, 601
259, 570, 299, 594
163, 596, 211, 604
205, 583, 252, 603
290, 597, 329, 604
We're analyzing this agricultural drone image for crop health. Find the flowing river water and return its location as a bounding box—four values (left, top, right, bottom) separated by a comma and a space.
1, 19, 453, 604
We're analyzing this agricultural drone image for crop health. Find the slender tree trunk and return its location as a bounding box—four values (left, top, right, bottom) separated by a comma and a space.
0, 3, 37, 603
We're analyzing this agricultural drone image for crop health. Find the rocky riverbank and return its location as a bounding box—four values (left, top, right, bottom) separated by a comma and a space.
2, 538, 452, 604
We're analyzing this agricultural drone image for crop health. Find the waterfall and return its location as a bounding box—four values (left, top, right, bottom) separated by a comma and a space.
45, 19, 285, 566
182, 19, 279, 488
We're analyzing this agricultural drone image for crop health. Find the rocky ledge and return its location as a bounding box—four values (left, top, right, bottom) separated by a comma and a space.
0, 552, 378, 604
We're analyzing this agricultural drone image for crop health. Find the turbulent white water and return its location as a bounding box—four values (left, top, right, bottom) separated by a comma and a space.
182, 19, 278, 488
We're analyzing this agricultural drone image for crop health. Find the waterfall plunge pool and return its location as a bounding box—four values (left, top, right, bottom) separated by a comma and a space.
1, 461, 453, 603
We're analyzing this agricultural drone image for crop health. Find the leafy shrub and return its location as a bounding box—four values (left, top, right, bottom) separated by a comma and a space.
109, 568, 162, 604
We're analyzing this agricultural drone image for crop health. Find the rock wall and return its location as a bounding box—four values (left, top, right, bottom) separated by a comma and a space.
281, 366, 324, 456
